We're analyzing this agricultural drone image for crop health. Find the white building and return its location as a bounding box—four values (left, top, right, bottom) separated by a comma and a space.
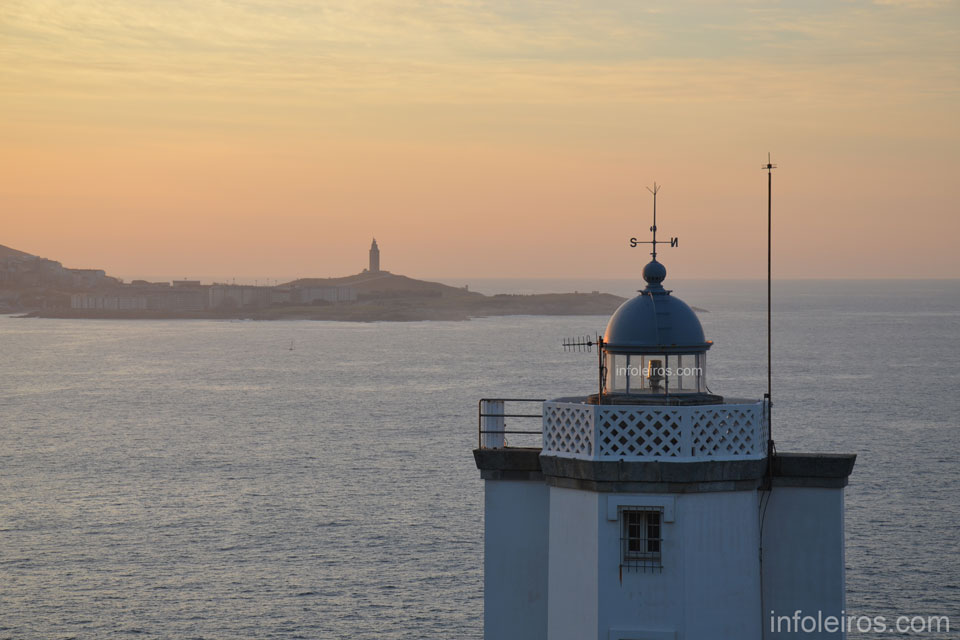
474, 253, 855, 639
295, 285, 357, 304
209, 284, 272, 309
71, 292, 147, 310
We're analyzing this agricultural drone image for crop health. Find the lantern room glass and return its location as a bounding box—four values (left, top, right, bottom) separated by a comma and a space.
606, 352, 707, 396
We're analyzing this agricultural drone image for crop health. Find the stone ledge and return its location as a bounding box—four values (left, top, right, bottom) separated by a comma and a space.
473, 447, 542, 473
473, 449, 857, 490
770, 452, 857, 488
539, 455, 767, 485
479, 469, 545, 482
547, 475, 763, 494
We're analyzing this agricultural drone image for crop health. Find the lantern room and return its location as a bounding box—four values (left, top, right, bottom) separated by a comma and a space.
597, 258, 721, 405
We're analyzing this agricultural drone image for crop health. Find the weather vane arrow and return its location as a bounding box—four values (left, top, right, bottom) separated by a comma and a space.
629, 183, 678, 260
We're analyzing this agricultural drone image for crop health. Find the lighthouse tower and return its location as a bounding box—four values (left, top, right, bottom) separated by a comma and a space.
369, 238, 380, 273
474, 191, 856, 640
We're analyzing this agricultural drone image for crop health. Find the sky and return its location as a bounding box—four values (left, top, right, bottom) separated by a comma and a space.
2, 0, 958, 282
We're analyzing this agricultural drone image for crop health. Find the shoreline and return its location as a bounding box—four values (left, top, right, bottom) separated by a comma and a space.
14, 292, 637, 322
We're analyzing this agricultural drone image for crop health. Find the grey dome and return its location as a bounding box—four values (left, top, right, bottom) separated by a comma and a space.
603, 260, 710, 354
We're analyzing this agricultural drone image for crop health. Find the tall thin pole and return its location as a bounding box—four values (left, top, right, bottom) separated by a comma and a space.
646, 183, 660, 260
764, 153, 776, 453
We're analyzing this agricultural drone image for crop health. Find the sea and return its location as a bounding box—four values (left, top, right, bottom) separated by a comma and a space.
1, 279, 958, 639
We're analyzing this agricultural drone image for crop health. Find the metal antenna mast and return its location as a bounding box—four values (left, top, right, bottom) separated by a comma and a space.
763, 152, 777, 453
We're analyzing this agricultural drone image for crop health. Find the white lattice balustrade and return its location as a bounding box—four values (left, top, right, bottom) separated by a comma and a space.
541, 400, 767, 461
542, 402, 595, 458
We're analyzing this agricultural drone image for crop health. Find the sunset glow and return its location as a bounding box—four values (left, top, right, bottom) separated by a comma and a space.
2, 0, 958, 280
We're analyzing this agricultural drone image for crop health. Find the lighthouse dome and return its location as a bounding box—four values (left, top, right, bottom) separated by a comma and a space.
599, 259, 717, 403
603, 260, 710, 355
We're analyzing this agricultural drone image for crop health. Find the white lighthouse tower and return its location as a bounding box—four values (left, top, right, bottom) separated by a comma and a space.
369, 238, 380, 273
474, 188, 856, 640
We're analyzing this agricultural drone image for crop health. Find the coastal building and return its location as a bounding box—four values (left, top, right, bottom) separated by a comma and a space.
369, 238, 380, 273
146, 286, 206, 311
474, 210, 856, 639
270, 288, 293, 305
71, 292, 147, 310
130, 280, 170, 287
294, 285, 357, 304
68, 268, 109, 288
209, 284, 273, 309
0, 246, 116, 289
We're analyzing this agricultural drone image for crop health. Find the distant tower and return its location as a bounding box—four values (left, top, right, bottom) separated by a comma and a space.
474, 187, 856, 640
369, 238, 380, 273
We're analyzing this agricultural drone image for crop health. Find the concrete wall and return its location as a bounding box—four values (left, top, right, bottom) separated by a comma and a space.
597, 491, 763, 640
676, 492, 762, 639
547, 486, 600, 640
484, 479, 550, 640
598, 494, 679, 640
479, 451, 852, 640
762, 487, 846, 639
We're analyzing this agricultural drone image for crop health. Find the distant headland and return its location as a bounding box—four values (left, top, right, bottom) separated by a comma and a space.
0, 241, 634, 321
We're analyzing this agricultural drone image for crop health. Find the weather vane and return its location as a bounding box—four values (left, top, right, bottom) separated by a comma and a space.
629, 183, 678, 260
763, 152, 777, 174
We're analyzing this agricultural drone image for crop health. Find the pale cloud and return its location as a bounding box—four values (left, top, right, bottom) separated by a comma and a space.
2, 1, 954, 93
1, 0, 956, 156
872, 0, 954, 7
1, 0, 958, 279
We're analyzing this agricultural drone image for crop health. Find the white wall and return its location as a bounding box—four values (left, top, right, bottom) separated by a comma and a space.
597, 491, 763, 640
484, 479, 550, 640
761, 487, 846, 639
547, 486, 600, 640
502, 482, 845, 640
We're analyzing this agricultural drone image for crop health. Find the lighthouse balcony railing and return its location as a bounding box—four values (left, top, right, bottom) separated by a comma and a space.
478, 398, 547, 449
541, 398, 769, 461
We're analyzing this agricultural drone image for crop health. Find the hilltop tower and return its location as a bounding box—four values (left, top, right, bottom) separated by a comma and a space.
369, 238, 380, 273
474, 191, 856, 640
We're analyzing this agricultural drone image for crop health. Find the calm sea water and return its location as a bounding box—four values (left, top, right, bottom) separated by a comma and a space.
2, 280, 958, 638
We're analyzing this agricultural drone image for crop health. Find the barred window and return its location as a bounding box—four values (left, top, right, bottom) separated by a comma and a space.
620, 507, 663, 572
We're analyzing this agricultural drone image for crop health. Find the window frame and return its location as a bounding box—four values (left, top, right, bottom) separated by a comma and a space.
619, 506, 664, 573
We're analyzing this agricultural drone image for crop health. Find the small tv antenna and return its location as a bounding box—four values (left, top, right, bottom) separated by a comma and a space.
562, 334, 606, 401
562, 336, 596, 352
629, 183, 678, 260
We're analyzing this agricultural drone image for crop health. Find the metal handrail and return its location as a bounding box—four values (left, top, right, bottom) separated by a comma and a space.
477, 398, 545, 448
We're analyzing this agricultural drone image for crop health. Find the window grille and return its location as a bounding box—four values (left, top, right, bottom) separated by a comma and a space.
620, 507, 663, 573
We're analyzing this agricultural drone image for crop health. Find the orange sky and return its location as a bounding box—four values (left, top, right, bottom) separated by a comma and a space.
2, 0, 958, 281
